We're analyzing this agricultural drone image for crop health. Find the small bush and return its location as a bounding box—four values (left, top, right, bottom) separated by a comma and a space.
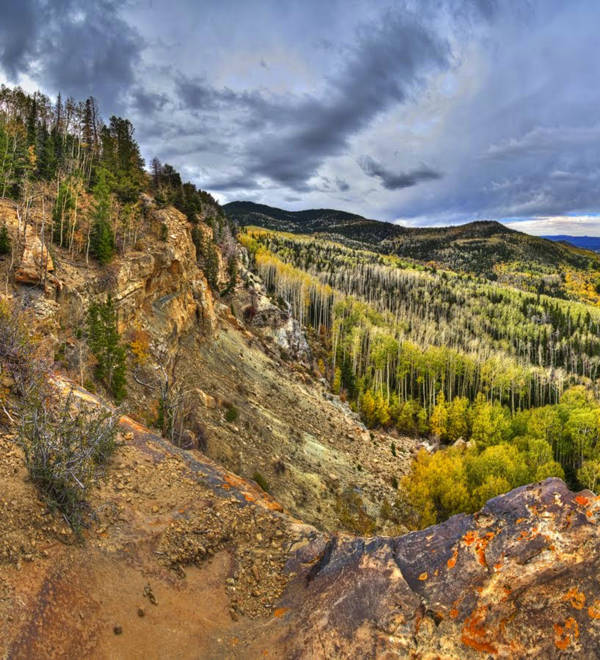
252, 471, 270, 492
273, 458, 286, 474
224, 405, 238, 423
243, 305, 257, 323
335, 488, 376, 535
17, 389, 121, 533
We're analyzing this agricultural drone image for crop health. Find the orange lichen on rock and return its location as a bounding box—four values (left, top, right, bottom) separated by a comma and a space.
462, 530, 494, 566
419, 572, 428, 581
563, 587, 586, 610
474, 532, 495, 567
588, 601, 600, 619
447, 546, 459, 570
575, 495, 590, 508
273, 608, 289, 618
461, 608, 498, 655
463, 530, 477, 546
450, 609, 459, 619
554, 617, 580, 650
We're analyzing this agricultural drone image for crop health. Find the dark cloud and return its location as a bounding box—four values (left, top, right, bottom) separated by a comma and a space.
206, 175, 261, 192
130, 88, 170, 114
174, 74, 275, 115
358, 155, 442, 190
4, 0, 597, 227
0, 0, 143, 110
171, 8, 449, 192
246, 9, 449, 190
0, 0, 37, 78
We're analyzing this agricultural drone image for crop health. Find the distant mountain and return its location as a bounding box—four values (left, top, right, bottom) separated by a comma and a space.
543, 235, 600, 252
225, 201, 600, 279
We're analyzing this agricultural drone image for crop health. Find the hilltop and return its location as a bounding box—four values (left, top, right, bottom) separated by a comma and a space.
223, 200, 404, 243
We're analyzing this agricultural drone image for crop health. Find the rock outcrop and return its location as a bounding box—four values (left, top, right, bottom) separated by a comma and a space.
27, 196, 219, 350
239, 261, 310, 362
14, 231, 55, 286
110, 196, 217, 339
244, 478, 600, 658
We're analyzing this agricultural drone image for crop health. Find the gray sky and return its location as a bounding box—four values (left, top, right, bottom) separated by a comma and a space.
1, 0, 599, 234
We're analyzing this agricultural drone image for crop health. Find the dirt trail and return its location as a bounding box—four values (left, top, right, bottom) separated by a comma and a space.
0, 383, 315, 660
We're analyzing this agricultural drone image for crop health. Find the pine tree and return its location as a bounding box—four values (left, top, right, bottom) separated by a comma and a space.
101, 116, 145, 203
204, 240, 220, 289
83, 98, 94, 150
90, 169, 115, 265
150, 157, 162, 190
26, 97, 37, 149
0, 223, 11, 255
37, 125, 56, 180
87, 295, 127, 402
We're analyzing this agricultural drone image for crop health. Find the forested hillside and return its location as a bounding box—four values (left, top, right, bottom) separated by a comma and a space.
240, 227, 600, 527
226, 201, 600, 303
0, 85, 231, 285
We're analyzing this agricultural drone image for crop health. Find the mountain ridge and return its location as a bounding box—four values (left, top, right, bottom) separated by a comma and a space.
544, 234, 600, 252
225, 201, 600, 289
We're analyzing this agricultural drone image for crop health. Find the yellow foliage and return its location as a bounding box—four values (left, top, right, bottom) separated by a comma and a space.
130, 329, 151, 365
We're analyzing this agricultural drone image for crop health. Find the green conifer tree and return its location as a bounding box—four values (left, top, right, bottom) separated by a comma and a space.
90, 169, 115, 265
87, 295, 127, 402
0, 223, 11, 255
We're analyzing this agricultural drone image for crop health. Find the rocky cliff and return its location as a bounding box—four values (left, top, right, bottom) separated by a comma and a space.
5, 195, 216, 347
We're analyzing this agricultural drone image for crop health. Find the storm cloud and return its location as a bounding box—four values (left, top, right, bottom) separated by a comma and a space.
0, 0, 143, 109
358, 155, 442, 190
1, 0, 600, 233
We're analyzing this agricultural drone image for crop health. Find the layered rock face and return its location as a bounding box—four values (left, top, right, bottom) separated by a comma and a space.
18, 196, 219, 347
108, 196, 217, 339
14, 232, 55, 286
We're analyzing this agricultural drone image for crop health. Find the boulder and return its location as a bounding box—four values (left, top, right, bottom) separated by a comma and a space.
15, 233, 54, 285
195, 388, 217, 409
248, 478, 600, 658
